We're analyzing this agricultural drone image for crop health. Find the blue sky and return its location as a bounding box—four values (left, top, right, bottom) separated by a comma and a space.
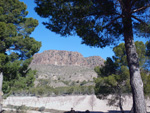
19, 0, 147, 60
18, 0, 116, 60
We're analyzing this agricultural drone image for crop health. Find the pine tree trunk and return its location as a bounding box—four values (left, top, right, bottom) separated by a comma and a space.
118, 94, 124, 113
122, 2, 147, 113
0, 72, 3, 112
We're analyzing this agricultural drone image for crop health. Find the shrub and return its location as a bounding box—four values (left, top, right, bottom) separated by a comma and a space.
38, 106, 45, 112
16, 105, 29, 113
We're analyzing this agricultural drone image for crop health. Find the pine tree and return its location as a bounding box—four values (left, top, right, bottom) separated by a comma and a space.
0, 0, 41, 111
35, 1, 150, 112
95, 41, 150, 113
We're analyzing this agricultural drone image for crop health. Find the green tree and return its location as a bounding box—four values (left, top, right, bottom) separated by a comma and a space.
113, 41, 146, 67
95, 59, 130, 113
95, 41, 150, 113
145, 41, 150, 71
0, 0, 41, 111
35, 1, 150, 112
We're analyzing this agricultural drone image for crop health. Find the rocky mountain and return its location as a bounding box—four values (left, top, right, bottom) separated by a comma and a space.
30, 50, 105, 87
31, 50, 104, 68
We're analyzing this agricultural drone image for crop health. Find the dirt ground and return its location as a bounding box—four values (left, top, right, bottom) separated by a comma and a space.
2, 95, 150, 113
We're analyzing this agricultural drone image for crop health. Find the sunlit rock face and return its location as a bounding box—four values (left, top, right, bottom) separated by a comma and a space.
31, 50, 104, 68
30, 50, 105, 86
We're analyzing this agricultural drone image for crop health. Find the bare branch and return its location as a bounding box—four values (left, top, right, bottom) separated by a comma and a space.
132, 4, 150, 13
131, 15, 148, 26
103, 15, 122, 29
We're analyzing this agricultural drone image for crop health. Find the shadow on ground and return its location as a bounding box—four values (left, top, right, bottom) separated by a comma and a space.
64, 110, 131, 113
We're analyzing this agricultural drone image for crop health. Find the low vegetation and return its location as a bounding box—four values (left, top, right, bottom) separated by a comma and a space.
3, 76, 95, 97
3, 105, 65, 113
9, 85, 95, 97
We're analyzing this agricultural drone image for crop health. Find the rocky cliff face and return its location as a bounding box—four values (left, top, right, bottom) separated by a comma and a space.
30, 50, 105, 87
31, 50, 104, 68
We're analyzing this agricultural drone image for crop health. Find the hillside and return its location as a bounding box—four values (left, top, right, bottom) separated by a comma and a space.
28, 50, 105, 95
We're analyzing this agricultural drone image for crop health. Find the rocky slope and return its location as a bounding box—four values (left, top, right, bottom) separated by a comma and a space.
30, 50, 105, 87
31, 50, 104, 68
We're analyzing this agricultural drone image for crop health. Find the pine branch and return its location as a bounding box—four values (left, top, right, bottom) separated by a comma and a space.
132, 4, 150, 13
131, 15, 148, 26
103, 15, 122, 29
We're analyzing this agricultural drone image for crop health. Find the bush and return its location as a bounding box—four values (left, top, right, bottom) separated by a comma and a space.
16, 105, 29, 113
80, 80, 87, 86
38, 106, 45, 112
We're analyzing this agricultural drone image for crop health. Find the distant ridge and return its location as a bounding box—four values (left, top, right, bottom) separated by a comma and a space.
31, 50, 104, 68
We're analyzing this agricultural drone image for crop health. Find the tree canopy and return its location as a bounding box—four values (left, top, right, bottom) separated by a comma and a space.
0, 0, 41, 95
34, 0, 150, 112
35, 0, 150, 47
94, 41, 150, 112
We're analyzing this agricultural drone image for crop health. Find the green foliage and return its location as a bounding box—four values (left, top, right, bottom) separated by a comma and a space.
146, 41, 150, 56
15, 105, 29, 113
35, 0, 150, 47
95, 57, 118, 77
141, 71, 150, 95
145, 41, 150, 70
37, 79, 50, 86
94, 41, 150, 107
34, 0, 123, 47
12, 84, 95, 96
35, 1, 150, 112
0, 0, 41, 95
62, 80, 69, 85
0, 53, 6, 68
0, 22, 6, 38
94, 63, 130, 99
80, 80, 87, 86
113, 43, 127, 66
113, 41, 146, 67
12, 70, 36, 90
